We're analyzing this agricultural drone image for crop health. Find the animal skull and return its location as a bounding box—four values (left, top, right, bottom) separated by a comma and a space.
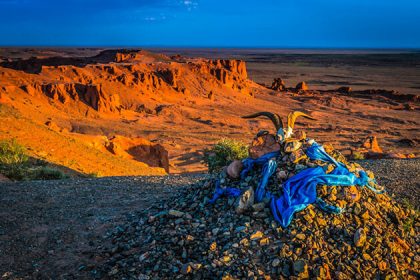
242, 111, 315, 143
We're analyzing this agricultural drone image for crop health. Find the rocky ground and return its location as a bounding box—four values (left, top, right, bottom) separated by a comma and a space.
0, 175, 206, 279
360, 159, 419, 207
0, 159, 418, 279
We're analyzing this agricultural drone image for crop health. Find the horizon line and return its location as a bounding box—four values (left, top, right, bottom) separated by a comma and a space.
1, 45, 420, 51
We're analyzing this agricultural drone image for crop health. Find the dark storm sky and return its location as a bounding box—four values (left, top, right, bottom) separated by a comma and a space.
0, 0, 419, 48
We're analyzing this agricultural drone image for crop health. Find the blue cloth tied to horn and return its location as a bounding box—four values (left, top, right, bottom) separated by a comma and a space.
208, 142, 383, 228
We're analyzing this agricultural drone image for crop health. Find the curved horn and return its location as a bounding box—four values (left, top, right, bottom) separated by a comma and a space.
287, 111, 315, 129
242, 112, 283, 131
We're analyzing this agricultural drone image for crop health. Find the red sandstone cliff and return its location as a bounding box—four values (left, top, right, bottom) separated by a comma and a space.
1, 50, 256, 115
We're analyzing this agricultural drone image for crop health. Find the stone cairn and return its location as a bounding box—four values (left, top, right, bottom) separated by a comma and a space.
90, 112, 419, 279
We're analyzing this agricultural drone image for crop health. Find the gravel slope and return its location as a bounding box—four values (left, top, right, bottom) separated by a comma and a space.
0, 175, 207, 278
0, 159, 418, 278
359, 159, 419, 207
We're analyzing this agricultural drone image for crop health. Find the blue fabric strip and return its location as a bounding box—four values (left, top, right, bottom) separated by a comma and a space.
240, 151, 280, 180
315, 197, 342, 214
208, 180, 241, 204
208, 141, 384, 228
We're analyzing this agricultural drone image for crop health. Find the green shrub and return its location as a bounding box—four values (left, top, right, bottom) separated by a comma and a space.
0, 139, 68, 181
2, 165, 29, 181
352, 151, 365, 160
401, 198, 418, 234
85, 172, 99, 178
0, 139, 28, 166
32, 167, 68, 180
0, 139, 29, 180
204, 138, 248, 173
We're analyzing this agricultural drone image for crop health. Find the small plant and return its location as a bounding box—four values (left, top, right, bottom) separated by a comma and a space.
33, 167, 68, 180
85, 172, 99, 178
401, 198, 418, 234
352, 151, 365, 160
0, 139, 29, 180
0, 139, 29, 166
2, 166, 28, 181
0, 139, 68, 181
204, 138, 248, 173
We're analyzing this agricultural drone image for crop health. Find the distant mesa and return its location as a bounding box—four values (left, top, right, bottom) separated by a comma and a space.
115, 51, 145, 63
0, 49, 256, 175
209, 59, 248, 80
2, 49, 255, 115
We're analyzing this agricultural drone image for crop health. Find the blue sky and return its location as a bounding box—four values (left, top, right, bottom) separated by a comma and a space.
0, 0, 419, 48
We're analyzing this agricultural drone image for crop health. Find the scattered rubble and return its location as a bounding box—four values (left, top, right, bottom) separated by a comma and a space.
270, 78, 286, 91
361, 135, 383, 153
337, 86, 352, 93
295, 81, 308, 91
89, 111, 419, 279
352, 135, 417, 160
89, 164, 418, 279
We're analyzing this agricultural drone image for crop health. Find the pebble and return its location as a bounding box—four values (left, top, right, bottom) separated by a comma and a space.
250, 231, 263, 240
168, 209, 185, 218
210, 242, 217, 251
252, 202, 265, 212
296, 233, 305, 240
259, 237, 269, 246
293, 260, 307, 276
181, 263, 192, 274
354, 228, 366, 247
272, 258, 280, 267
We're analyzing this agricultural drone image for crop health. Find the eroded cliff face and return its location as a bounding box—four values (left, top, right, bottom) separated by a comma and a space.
0, 50, 260, 175
18, 83, 121, 113
105, 136, 169, 173
210, 59, 248, 80
201, 59, 249, 94
0, 50, 256, 115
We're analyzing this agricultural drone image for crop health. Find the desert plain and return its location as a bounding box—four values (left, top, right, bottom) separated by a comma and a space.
0, 48, 419, 175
